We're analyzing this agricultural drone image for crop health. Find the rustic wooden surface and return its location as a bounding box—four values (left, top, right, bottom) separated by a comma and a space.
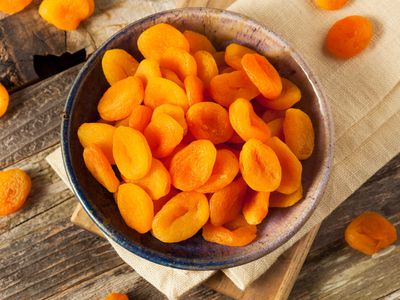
0, 0, 399, 299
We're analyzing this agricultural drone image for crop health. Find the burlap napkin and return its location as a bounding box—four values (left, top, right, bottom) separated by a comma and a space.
47, 0, 400, 298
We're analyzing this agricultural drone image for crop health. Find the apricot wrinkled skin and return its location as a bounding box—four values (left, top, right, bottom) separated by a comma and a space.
135, 58, 162, 86
113, 126, 152, 180
187, 102, 233, 144
83, 145, 120, 193
98, 76, 144, 121
183, 30, 216, 54
104, 293, 129, 300
257, 78, 301, 110
184, 75, 204, 106
240, 139, 282, 192
169, 140, 217, 191
209, 70, 260, 107
283, 108, 315, 160
315, 0, 348, 10
345, 212, 397, 256
77, 123, 116, 164
193, 50, 218, 87
152, 191, 209, 243
0, 0, 32, 14
229, 98, 271, 143
0, 83, 10, 118
160, 47, 197, 81
225, 43, 256, 70
152, 104, 187, 134
243, 190, 269, 225
196, 149, 239, 194
128, 105, 153, 132
160, 68, 184, 88
117, 183, 154, 233
269, 185, 303, 208
209, 177, 247, 226
325, 16, 373, 59
203, 215, 257, 247
144, 113, 184, 158
0, 169, 31, 216
138, 23, 190, 62
102, 49, 139, 85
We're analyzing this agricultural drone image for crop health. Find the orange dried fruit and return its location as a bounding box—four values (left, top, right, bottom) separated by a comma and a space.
220, 66, 235, 74
0, 83, 10, 118
138, 23, 190, 62
104, 293, 129, 300
241, 53, 282, 99
160, 141, 188, 170
152, 104, 187, 134
209, 177, 247, 226
135, 58, 162, 86
345, 212, 397, 255
184, 75, 204, 106
169, 140, 217, 191
267, 118, 284, 138
183, 30, 216, 54
144, 77, 189, 112
160, 47, 197, 81
193, 50, 218, 87
257, 78, 301, 110
228, 132, 245, 144
187, 102, 233, 144
209, 70, 259, 107
266, 137, 302, 194
102, 49, 139, 85
117, 183, 153, 233
243, 190, 269, 225
315, 0, 348, 10
153, 189, 179, 215
160, 67, 184, 88
98, 76, 144, 121
203, 215, 256, 247
213, 51, 226, 68
77, 123, 116, 164
196, 149, 239, 193
152, 191, 209, 243
229, 98, 271, 143
325, 16, 373, 59
0, 169, 31, 216
240, 139, 282, 192
114, 116, 130, 127
83, 145, 120, 193
113, 126, 152, 180
283, 108, 315, 160
0, 0, 32, 14
269, 185, 303, 207
128, 105, 153, 132
225, 43, 256, 70
261, 109, 285, 123
144, 113, 184, 158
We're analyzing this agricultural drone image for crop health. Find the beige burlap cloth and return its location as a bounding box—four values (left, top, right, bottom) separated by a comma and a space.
47, 0, 400, 298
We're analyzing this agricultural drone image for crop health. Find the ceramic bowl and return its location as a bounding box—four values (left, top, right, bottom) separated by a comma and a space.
61, 8, 333, 270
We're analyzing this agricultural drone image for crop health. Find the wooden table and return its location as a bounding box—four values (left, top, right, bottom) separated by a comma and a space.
0, 1, 399, 300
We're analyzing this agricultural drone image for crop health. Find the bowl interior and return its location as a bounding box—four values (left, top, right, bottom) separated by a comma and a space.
62, 8, 332, 270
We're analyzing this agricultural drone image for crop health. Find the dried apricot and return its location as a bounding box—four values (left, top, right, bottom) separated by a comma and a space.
114, 116, 130, 127
102, 49, 139, 85
261, 109, 285, 123
315, 0, 348, 10
193, 50, 218, 87
203, 215, 256, 246
144, 77, 189, 112
228, 132, 245, 144
78, 123, 116, 164
240, 139, 282, 192
196, 149, 239, 194
153, 189, 179, 215
0, 0, 32, 14
184, 75, 204, 106
98, 76, 144, 121
209, 177, 247, 226
326, 16, 373, 59
269, 185, 303, 207
0, 169, 31, 216
128, 105, 152, 132
144, 113, 184, 158
169, 140, 217, 191
220, 66, 235, 74
183, 30, 216, 54
345, 212, 397, 255
187, 102, 233, 144
160, 47, 197, 81
266, 137, 302, 194
0, 83, 10, 118
229, 98, 271, 143
152, 104, 187, 134
257, 78, 301, 110
209, 71, 259, 107
160, 68, 184, 88
225, 43, 256, 70
113, 126, 152, 180
104, 293, 129, 300
117, 183, 153, 233
242, 53, 282, 99
138, 23, 190, 62
283, 108, 315, 160
267, 118, 284, 138
83, 145, 120, 193
135, 58, 162, 86
243, 190, 269, 225
152, 191, 209, 243
160, 142, 188, 170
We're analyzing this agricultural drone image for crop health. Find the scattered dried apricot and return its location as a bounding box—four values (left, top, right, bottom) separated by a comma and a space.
193, 50, 218, 87
160, 67, 184, 88
160, 47, 197, 81
102, 49, 139, 85
0, 0, 32, 14
315, 0, 348, 10
225, 43, 256, 70
128, 105, 152, 132
0, 83, 10, 118
0, 169, 31, 216
184, 75, 204, 106
257, 78, 301, 110
184, 30, 216, 54
135, 58, 162, 86
152, 104, 187, 134
269, 185, 303, 207
242, 190, 269, 225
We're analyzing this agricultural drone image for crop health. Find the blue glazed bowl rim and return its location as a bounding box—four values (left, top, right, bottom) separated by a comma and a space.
61, 7, 334, 270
